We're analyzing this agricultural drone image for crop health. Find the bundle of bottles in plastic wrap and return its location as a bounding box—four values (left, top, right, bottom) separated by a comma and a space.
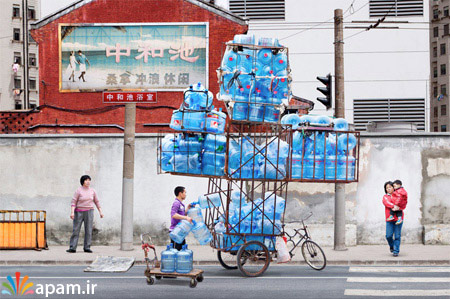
282, 114, 357, 180
160, 133, 227, 176
213, 191, 282, 251
169, 195, 219, 246
160, 243, 193, 273
217, 35, 291, 123
170, 82, 226, 134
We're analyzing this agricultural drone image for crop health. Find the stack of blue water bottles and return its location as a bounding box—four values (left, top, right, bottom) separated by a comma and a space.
159, 133, 227, 176
160, 243, 194, 274
218, 35, 291, 123
170, 82, 227, 133
285, 115, 357, 180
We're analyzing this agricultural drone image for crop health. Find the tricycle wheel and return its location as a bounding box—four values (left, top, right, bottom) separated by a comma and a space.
217, 251, 238, 270
146, 276, 154, 285
237, 241, 270, 277
189, 278, 198, 288
196, 274, 204, 282
155, 275, 162, 280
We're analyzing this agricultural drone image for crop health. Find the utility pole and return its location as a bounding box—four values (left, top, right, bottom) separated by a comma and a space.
22, 0, 29, 109
334, 8, 347, 251
120, 103, 136, 250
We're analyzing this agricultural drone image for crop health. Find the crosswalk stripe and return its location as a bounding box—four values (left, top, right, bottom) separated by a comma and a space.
344, 289, 450, 296
349, 267, 450, 273
347, 277, 450, 283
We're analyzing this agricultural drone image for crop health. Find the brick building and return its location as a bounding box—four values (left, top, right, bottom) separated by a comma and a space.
0, 0, 247, 134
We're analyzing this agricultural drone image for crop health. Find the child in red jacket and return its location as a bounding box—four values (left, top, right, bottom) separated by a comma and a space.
387, 180, 408, 225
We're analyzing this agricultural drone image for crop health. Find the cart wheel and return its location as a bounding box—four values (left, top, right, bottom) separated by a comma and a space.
146, 276, 154, 285
217, 251, 238, 270
155, 275, 162, 280
189, 278, 198, 288
301, 240, 327, 271
196, 274, 204, 282
237, 241, 270, 277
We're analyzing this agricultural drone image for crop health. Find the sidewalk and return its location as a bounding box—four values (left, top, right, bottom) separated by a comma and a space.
1, 245, 449, 266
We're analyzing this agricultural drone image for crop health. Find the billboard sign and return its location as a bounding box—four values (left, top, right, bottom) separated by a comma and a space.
59, 23, 208, 92
102, 92, 157, 103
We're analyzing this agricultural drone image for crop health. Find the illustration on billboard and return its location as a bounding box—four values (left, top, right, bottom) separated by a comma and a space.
59, 23, 208, 92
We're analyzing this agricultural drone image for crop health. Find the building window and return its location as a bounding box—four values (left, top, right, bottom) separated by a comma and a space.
441, 64, 447, 75
441, 84, 447, 95
30, 103, 37, 109
433, 9, 439, 19
29, 53, 36, 66
434, 126, 439, 132
445, 24, 449, 36
434, 86, 438, 98
441, 43, 446, 55
442, 105, 447, 116
433, 47, 438, 57
12, 5, 20, 18
15, 102, 22, 110
434, 106, 438, 117
445, 6, 449, 17
27, 7, 35, 19
14, 52, 21, 65
434, 67, 438, 78
229, 0, 285, 20
434, 27, 439, 37
29, 78, 36, 90
14, 77, 21, 89
442, 125, 447, 132
13, 28, 20, 41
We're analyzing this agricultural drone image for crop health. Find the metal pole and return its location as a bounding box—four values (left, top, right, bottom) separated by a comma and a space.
120, 103, 136, 251
334, 8, 347, 251
22, 0, 29, 110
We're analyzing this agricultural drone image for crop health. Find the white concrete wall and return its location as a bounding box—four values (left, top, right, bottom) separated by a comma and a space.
246, 0, 430, 127
1, 133, 449, 246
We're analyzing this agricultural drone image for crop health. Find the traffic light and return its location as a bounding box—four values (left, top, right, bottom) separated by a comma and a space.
316, 74, 332, 110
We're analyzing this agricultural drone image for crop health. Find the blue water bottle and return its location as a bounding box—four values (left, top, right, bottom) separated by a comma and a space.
176, 245, 193, 274
192, 220, 213, 245
160, 245, 176, 273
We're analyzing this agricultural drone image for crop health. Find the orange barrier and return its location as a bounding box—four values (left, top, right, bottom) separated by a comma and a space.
0, 210, 48, 250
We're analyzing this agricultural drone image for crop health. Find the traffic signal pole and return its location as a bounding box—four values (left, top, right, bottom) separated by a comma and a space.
334, 8, 347, 251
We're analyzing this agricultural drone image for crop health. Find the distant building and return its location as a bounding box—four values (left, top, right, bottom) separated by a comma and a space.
0, 0, 40, 111
430, 0, 449, 132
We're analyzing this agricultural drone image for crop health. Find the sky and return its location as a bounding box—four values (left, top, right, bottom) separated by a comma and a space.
41, 0, 75, 18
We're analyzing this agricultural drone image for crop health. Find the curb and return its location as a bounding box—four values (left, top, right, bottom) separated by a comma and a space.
2, 260, 449, 266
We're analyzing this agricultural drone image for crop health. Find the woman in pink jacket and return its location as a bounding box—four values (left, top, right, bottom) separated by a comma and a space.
382, 181, 404, 257
67, 175, 104, 253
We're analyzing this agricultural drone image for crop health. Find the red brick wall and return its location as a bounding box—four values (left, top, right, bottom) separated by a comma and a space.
24, 0, 248, 134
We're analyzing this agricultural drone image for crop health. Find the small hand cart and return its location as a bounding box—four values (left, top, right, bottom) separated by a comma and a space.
140, 234, 204, 288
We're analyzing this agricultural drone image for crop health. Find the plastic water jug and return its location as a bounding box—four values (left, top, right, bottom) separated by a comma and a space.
206, 110, 226, 134
172, 152, 188, 173
291, 153, 303, 179
239, 49, 255, 73
220, 73, 236, 100
202, 151, 225, 176
299, 114, 315, 126
313, 154, 325, 179
264, 105, 280, 123
292, 131, 305, 155
222, 50, 240, 72
249, 104, 264, 122
176, 245, 193, 273
188, 153, 201, 174
273, 53, 288, 74
231, 191, 246, 206
262, 161, 286, 180
337, 133, 357, 153
198, 193, 222, 209
192, 220, 213, 245
214, 221, 226, 248
183, 111, 206, 131
326, 133, 337, 155
302, 155, 314, 179
262, 218, 282, 234
257, 49, 273, 65
160, 244, 176, 273
238, 74, 254, 95
313, 115, 332, 126
233, 34, 255, 45
255, 63, 273, 77
204, 134, 226, 152
333, 118, 349, 131
325, 155, 337, 180
233, 102, 249, 121
337, 155, 355, 180
187, 205, 203, 224
281, 113, 301, 129
177, 136, 203, 153
169, 220, 193, 244
170, 110, 183, 131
